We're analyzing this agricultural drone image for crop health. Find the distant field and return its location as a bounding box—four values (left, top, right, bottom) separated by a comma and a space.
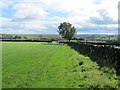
2, 42, 118, 88
1, 34, 62, 40
1, 34, 118, 42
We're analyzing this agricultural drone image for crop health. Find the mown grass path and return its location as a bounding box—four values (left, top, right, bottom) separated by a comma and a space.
2, 42, 118, 88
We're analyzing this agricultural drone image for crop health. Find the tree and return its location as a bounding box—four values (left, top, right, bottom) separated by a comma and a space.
58, 22, 76, 42
14, 36, 21, 39
24, 37, 27, 39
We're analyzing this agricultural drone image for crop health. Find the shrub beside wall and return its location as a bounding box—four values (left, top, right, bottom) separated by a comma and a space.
67, 42, 120, 75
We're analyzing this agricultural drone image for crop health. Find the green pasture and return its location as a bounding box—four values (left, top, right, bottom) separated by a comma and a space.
2, 42, 118, 88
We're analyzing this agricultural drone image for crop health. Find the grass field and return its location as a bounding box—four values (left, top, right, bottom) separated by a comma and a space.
2, 42, 118, 88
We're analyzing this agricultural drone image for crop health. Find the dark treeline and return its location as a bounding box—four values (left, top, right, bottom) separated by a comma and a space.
1, 40, 52, 42
66, 42, 120, 75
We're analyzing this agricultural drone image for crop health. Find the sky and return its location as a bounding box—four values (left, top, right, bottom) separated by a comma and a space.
0, 0, 119, 34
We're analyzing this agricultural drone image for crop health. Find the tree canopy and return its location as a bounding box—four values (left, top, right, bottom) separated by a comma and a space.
58, 22, 76, 41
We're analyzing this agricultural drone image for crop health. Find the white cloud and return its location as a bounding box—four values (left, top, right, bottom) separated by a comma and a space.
1, 0, 119, 34
12, 3, 48, 21
1, 17, 59, 34
34, 0, 118, 28
0, 0, 13, 8
99, 24, 118, 28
